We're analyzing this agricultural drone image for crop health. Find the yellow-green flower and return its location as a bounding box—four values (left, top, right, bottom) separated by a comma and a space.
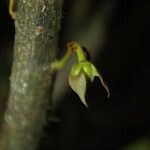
51, 41, 110, 107
69, 60, 109, 107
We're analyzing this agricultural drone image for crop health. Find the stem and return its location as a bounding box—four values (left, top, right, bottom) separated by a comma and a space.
0, 0, 63, 150
53, 48, 72, 69
76, 44, 86, 62
9, 0, 16, 19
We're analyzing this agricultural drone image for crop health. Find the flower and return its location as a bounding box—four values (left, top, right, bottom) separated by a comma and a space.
69, 60, 110, 107
51, 41, 110, 107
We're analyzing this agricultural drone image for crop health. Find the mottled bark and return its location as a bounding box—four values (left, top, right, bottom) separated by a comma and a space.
0, 0, 63, 149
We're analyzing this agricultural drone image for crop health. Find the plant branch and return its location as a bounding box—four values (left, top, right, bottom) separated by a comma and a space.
0, 0, 63, 149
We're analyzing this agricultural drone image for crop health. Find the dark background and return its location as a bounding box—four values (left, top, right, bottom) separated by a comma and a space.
0, 0, 150, 150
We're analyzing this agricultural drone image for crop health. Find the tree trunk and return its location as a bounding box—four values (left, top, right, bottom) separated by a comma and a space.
0, 0, 63, 149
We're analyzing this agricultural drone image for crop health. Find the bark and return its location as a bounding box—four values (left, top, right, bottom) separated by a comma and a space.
0, 0, 63, 149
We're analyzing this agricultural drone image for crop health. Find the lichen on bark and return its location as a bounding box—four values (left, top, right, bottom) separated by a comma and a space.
0, 0, 64, 149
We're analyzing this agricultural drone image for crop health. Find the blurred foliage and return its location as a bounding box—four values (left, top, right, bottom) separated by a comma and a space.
122, 138, 150, 150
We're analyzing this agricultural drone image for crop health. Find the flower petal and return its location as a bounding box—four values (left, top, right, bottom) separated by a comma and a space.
82, 61, 94, 81
92, 65, 110, 97
69, 72, 88, 107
